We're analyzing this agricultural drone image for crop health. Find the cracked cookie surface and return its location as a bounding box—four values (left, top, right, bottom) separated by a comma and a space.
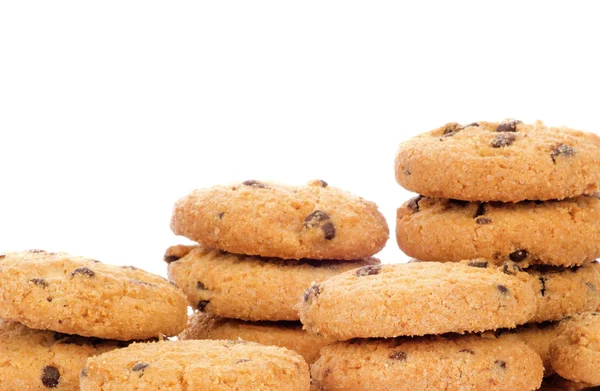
395, 120, 600, 202
0, 250, 188, 340
170, 180, 389, 260
166, 245, 378, 321
80, 340, 310, 391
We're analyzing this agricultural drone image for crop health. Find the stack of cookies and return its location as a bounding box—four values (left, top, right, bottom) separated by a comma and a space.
165, 179, 390, 365
0, 249, 188, 390
392, 120, 600, 388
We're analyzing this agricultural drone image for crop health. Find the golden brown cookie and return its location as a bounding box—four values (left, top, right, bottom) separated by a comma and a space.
81, 340, 310, 391
395, 120, 600, 202
179, 312, 333, 364
299, 262, 537, 340
0, 319, 125, 391
0, 250, 188, 340
396, 195, 600, 267
166, 245, 379, 321
311, 335, 543, 391
170, 180, 389, 260
550, 312, 600, 386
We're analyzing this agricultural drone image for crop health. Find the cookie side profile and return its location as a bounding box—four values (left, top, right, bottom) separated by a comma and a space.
0, 250, 188, 340
167, 245, 379, 321
170, 180, 389, 260
80, 340, 310, 391
396, 195, 600, 267
0, 319, 124, 391
179, 312, 333, 364
395, 120, 600, 202
299, 262, 537, 339
550, 312, 600, 386
311, 335, 543, 391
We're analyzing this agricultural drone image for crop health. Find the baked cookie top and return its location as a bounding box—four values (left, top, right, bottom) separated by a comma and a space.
81, 340, 310, 391
170, 180, 389, 260
0, 250, 188, 340
299, 261, 537, 339
396, 195, 600, 267
166, 245, 379, 321
311, 334, 543, 391
395, 120, 600, 202
0, 319, 124, 391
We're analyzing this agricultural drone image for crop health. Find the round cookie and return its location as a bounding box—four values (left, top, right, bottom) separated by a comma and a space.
396, 195, 600, 267
299, 262, 537, 340
170, 179, 389, 260
550, 312, 600, 386
80, 339, 310, 391
166, 245, 379, 321
395, 120, 600, 202
0, 319, 124, 391
311, 335, 543, 391
0, 250, 188, 340
179, 312, 334, 364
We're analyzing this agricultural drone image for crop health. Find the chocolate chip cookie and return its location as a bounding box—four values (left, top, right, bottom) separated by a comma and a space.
397, 195, 600, 267
0, 250, 188, 340
80, 340, 310, 391
395, 120, 600, 202
311, 335, 543, 391
179, 312, 333, 364
170, 180, 389, 260
0, 319, 125, 391
299, 262, 537, 339
166, 245, 378, 321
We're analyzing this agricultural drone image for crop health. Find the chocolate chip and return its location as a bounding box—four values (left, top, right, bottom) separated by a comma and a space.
42, 366, 60, 388
47, 297, 53, 302
304, 284, 321, 302
494, 360, 507, 369
71, 267, 95, 278
497, 285, 509, 295
509, 250, 528, 263
476, 217, 492, 225
316, 180, 328, 188
197, 281, 206, 290
164, 255, 180, 264
31, 278, 49, 288
459, 349, 475, 354
403, 168, 411, 176
242, 180, 267, 188
407, 195, 423, 213
491, 133, 516, 148
132, 363, 149, 372
356, 265, 382, 277
304, 211, 336, 240
321, 222, 336, 240
197, 300, 210, 311
468, 261, 489, 268
551, 144, 575, 163
442, 122, 463, 136
502, 263, 523, 275
496, 120, 521, 132
466, 122, 480, 127
217, 212, 225, 219
389, 351, 407, 361
539, 277, 547, 296
473, 203, 486, 218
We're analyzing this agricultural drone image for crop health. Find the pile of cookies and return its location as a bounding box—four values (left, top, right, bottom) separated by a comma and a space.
166, 179, 389, 367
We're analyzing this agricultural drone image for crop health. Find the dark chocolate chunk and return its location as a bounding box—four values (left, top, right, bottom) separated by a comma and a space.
389, 351, 407, 361
71, 267, 95, 278
42, 366, 60, 388
197, 281, 206, 290
316, 180, 328, 188
132, 363, 149, 372
491, 133, 516, 148
321, 222, 336, 240
31, 278, 49, 288
509, 250, 528, 263
242, 180, 267, 188
304, 284, 321, 302
459, 349, 475, 354
468, 261, 489, 268
539, 277, 547, 296
164, 255, 180, 264
304, 211, 331, 226
356, 265, 382, 277
551, 144, 575, 163
406, 195, 424, 213
497, 285, 509, 295
473, 203, 486, 218
476, 217, 492, 225
496, 120, 521, 132
197, 300, 210, 312
494, 360, 507, 369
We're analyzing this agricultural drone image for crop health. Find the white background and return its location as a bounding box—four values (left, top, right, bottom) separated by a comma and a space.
1, 1, 599, 277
